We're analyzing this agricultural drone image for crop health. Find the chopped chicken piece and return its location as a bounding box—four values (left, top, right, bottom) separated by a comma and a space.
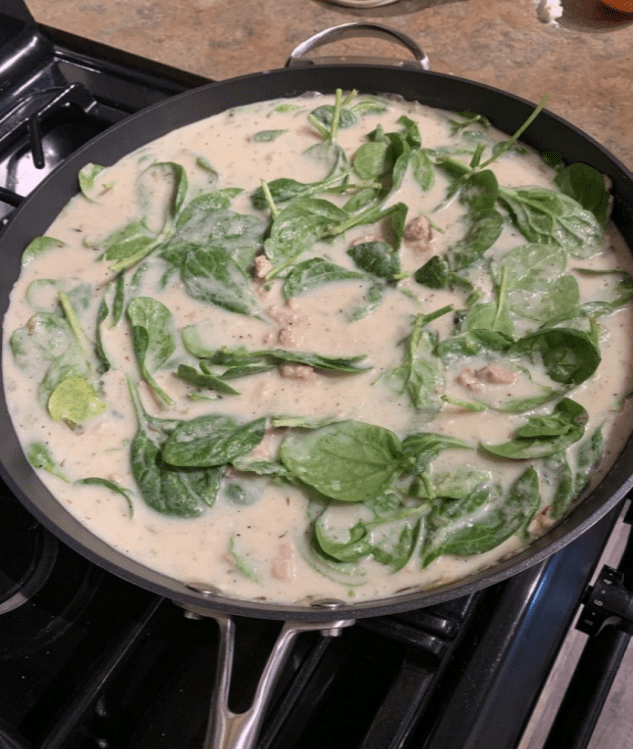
475, 364, 516, 385
271, 541, 296, 581
279, 364, 317, 380
253, 254, 273, 279
403, 215, 434, 253
456, 367, 484, 393
267, 304, 308, 348
349, 233, 383, 247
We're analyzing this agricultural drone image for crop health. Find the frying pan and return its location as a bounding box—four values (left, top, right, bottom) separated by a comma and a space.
2, 23, 633, 749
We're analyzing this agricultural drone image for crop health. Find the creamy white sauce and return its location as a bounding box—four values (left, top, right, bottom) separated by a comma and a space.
4, 93, 633, 606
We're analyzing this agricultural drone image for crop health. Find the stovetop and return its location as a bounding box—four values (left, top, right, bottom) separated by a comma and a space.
1, 4, 633, 749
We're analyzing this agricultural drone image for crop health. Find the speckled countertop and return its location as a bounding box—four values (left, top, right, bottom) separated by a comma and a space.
24, 0, 633, 167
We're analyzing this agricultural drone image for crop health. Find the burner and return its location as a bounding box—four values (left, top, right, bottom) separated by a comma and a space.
0, 499, 57, 614
0, 496, 102, 659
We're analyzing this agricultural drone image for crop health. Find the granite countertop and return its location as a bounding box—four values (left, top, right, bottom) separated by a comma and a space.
24, 0, 633, 169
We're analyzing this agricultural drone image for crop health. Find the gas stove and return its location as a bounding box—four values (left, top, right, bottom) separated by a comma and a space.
1, 3, 632, 748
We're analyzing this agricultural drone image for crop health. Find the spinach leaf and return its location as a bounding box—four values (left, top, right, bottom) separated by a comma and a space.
206, 345, 371, 376
127, 296, 177, 406
314, 510, 423, 571
448, 209, 504, 270
553, 163, 612, 228
127, 378, 222, 517
401, 432, 472, 474
422, 467, 539, 566
347, 281, 385, 323
26, 442, 69, 482
411, 149, 435, 191
10, 309, 93, 407
282, 257, 363, 300
229, 536, 260, 582
513, 327, 601, 386
21, 236, 64, 267
480, 397, 588, 459
280, 420, 406, 503
436, 329, 514, 367
263, 198, 349, 277
162, 197, 265, 270
95, 296, 111, 372
253, 129, 286, 142
107, 162, 188, 272
542, 451, 574, 522
498, 186, 605, 258
76, 477, 134, 516
47, 374, 107, 428
573, 426, 604, 502
162, 414, 266, 467
380, 311, 449, 416
310, 103, 357, 131
78, 163, 107, 201
251, 146, 350, 211
174, 363, 240, 395
491, 244, 579, 323
102, 220, 157, 266
448, 111, 491, 136
347, 241, 401, 282
181, 245, 262, 317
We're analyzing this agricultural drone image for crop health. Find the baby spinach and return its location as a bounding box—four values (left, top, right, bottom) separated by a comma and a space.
127, 296, 177, 405
347, 281, 385, 323
78, 163, 107, 201
162, 413, 266, 468
554, 163, 612, 228
106, 162, 188, 273
347, 240, 401, 282
513, 327, 601, 386
253, 129, 286, 142
76, 477, 134, 516
229, 536, 260, 583
542, 451, 574, 522
282, 257, 363, 300
10, 307, 94, 408
572, 426, 604, 505
314, 508, 423, 571
380, 309, 450, 416
26, 442, 69, 482
161, 196, 265, 270
127, 378, 221, 517
203, 346, 371, 379
422, 467, 540, 566
174, 363, 240, 395
263, 198, 349, 277
498, 186, 604, 258
21, 236, 64, 267
480, 397, 588, 460
280, 420, 406, 503
47, 374, 107, 428
401, 432, 472, 475
181, 245, 262, 317
491, 243, 579, 323
251, 147, 350, 211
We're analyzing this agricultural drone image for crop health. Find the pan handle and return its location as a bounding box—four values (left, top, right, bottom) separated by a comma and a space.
203, 610, 355, 749
286, 22, 430, 70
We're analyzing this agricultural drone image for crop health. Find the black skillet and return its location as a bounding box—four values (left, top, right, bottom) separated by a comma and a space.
1, 23, 633, 749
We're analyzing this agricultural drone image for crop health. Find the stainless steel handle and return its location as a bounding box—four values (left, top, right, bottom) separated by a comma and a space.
286, 22, 429, 70
200, 611, 355, 749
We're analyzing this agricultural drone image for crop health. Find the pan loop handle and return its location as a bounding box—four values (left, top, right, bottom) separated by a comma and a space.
286, 22, 429, 71
203, 611, 355, 749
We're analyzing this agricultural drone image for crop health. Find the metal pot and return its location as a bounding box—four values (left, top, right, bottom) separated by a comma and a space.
1, 23, 632, 749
